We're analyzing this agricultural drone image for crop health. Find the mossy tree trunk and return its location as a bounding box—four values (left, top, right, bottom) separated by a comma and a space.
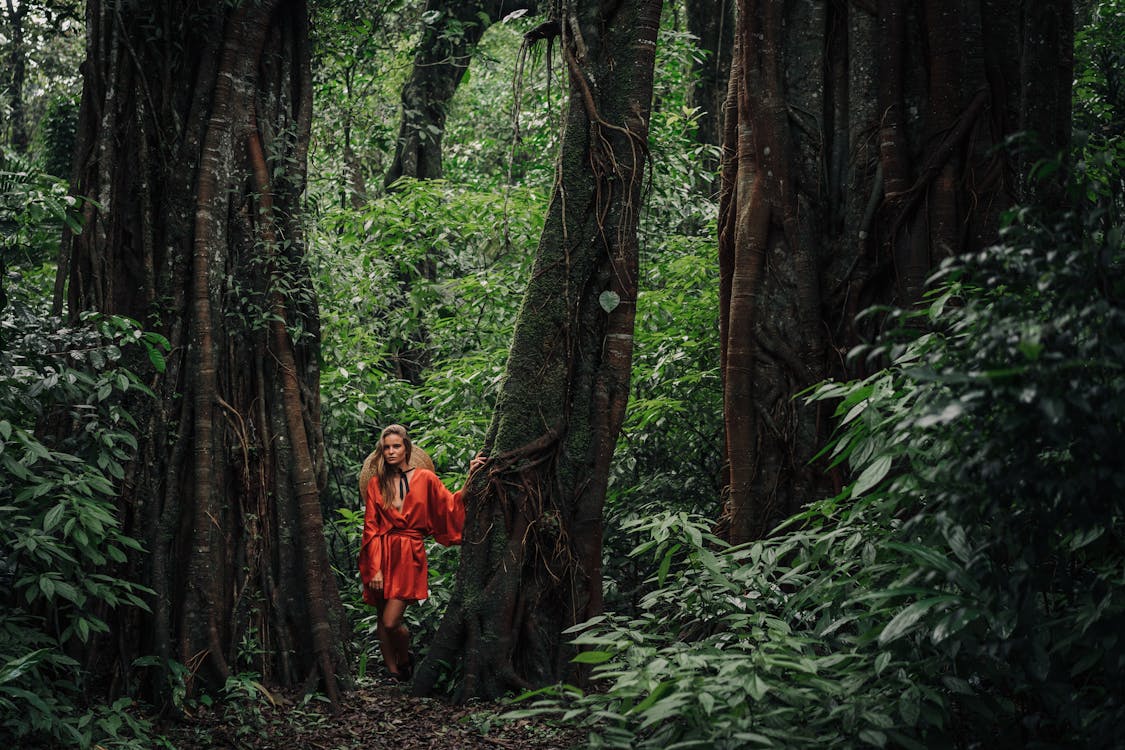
55, 0, 347, 704
2, 0, 29, 153
717, 0, 1074, 544
414, 0, 662, 702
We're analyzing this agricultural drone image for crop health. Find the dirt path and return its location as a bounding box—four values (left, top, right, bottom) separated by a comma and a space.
160, 677, 581, 750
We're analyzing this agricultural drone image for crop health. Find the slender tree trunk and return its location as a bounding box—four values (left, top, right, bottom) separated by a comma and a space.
414, 0, 662, 702
384, 0, 538, 188
717, 0, 1074, 544
685, 0, 733, 181
56, 0, 347, 703
3, 0, 29, 153
383, 0, 536, 384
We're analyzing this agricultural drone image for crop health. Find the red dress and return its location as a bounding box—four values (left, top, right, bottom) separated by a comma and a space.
358, 469, 465, 604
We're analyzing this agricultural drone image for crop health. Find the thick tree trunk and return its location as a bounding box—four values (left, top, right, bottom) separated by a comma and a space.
56, 0, 347, 703
717, 0, 1074, 544
414, 0, 662, 702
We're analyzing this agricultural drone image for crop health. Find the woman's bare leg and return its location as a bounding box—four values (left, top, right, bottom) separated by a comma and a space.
377, 597, 411, 676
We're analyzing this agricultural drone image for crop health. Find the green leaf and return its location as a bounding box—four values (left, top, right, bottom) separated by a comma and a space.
572, 650, 614, 665
53, 582, 81, 605
632, 680, 675, 713
42, 503, 66, 532
859, 729, 887, 747
852, 454, 892, 498
599, 290, 621, 313
931, 607, 979, 644
879, 596, 958, 645
656, 545, 678, 586
874, 651, 892, 675
898, 687, 921, 726
747, 674, 769, 701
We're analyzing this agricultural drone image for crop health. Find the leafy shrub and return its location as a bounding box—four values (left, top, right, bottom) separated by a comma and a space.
508, 155, 1125, 747
1, 146, 83, 312
35, 94, 81, 180
0, 302, 165, 747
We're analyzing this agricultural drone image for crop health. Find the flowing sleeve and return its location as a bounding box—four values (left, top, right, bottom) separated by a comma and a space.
358, 477, 384, 585
426, 472, 465, 547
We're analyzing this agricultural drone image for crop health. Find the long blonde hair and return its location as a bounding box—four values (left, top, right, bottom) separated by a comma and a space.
374, 424, 413, 509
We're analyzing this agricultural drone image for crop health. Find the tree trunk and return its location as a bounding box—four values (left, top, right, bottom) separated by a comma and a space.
685, 0, 733, 178
56, 0, 347, 704
414, 0, 662, 702
3, 0, 29, 153
383, 0, 538, 188
717, 0, 1074, 544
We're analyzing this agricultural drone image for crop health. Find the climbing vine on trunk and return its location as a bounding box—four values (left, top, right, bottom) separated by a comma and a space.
414, 0, 662, 702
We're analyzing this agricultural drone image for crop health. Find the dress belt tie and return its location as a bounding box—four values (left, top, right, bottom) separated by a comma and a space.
385, 527, 423, 541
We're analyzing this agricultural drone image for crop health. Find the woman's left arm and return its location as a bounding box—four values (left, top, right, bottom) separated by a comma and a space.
429, 454, 487, 545
428, 472, 465, 546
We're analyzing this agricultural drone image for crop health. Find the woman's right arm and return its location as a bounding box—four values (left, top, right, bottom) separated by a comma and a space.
358, 478, 383, 588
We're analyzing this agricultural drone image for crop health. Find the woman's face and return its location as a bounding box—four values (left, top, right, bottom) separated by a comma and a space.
383, 434, 406, 467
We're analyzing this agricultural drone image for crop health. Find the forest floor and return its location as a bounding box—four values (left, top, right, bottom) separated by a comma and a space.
159, 675, 583, 750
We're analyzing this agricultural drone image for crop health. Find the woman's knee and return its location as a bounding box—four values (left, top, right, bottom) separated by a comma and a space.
380, 602, 407, 634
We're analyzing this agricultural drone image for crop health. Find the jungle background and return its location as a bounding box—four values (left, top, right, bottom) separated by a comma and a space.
1, 0, 1122, 747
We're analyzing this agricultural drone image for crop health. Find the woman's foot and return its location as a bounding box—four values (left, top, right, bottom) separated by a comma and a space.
398, 651, 415, 681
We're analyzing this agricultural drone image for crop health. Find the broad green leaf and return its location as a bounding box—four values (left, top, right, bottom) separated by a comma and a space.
42, 503, 66, 532
572, 650, 614, 665
851, 454, 892, 498
880, 596, 958, 645
747, 674, 769, 701
599, 290, 621, 313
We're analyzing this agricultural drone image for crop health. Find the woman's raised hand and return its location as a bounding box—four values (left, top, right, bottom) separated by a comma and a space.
468, 451, 489, 475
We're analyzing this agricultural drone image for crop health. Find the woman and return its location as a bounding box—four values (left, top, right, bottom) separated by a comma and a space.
358, 424, 486, 681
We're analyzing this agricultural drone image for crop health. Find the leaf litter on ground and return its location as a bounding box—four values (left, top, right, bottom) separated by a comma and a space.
160, 676, 584, 749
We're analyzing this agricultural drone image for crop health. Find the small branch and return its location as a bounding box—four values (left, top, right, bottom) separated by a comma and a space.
523, 19, 559, 44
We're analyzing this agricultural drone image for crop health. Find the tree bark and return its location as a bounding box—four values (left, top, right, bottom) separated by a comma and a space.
56, 0, 347, 704
717, 0, 1075, 544
414, 0, 662, 702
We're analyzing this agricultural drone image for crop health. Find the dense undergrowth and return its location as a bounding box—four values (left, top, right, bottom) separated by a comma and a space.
0, 150, 169, 747
506, 157, 1125, 747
